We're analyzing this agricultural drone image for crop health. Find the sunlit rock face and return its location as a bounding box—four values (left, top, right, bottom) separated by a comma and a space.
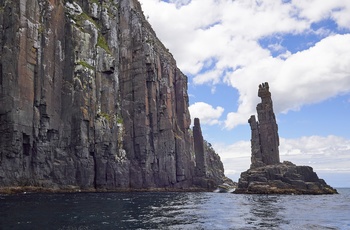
236, 83, 337, 194
0, 0, 226, 191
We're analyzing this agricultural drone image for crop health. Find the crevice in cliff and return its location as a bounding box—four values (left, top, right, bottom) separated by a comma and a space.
22, 133, 31, 156
0, 63, 2, 86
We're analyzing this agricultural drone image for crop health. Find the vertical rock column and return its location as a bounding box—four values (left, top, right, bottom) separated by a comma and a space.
118, 0, 195, 189
192, 118, 226, 189
249, 82, 280, 168
248, 115, 264, 168
193, 118, 206, 176
256, 82, 280, 165
0, 0, 28, 185
0, 0, 129, 189
0, 0, 68, 186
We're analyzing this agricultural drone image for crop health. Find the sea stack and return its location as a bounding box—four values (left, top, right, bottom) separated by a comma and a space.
235, 82, 337, 194
192, 118, 231, 189
193, 118, 206, 177
249, 82, 280, 168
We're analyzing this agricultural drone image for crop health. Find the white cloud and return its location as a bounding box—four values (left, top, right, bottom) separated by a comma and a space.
292, 0, 350, 29
189, 102, 224, 125
214, 135, 350, 186
225, 34, 350, 129
169, 0, 191, 8
283, 137, 350, 171
140, 0, 309, 75
213, 140, 251, 182
140, 0, 350, 130
193, 68, 222, 85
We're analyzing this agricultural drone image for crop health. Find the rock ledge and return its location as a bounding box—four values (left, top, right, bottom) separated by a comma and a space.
235, 161, 337, 194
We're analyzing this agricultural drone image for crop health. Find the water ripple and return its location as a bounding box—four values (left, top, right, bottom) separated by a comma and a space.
0, 189, 349, 229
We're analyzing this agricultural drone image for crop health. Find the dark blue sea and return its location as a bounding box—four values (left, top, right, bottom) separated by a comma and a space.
0, 188, 349, 230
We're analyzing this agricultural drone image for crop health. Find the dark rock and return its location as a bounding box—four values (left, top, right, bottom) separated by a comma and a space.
248, 115, 265, 168
235, 163, 337, 194
236, 83, 337, 194
249, 82, 279, 168
193, 118, 206, 177
0, 0, 227, 191
192, 118, 231, 190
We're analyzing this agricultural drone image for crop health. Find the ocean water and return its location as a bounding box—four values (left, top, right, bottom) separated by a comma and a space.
0, 188, 349, 230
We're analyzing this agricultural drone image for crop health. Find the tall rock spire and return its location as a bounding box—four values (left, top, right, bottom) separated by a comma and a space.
193, 118, 206, 176
192, 117, 230, 189
249, 82, 280, 168
236, 82, 337, 194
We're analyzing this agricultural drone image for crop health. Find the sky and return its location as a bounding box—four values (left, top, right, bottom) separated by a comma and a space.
139, 0, 350, 188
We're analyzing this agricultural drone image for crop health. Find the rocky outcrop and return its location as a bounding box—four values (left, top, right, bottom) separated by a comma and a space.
192, 118, 228, 189
0, 0, 226, 191
204, 141, 227, 187
236, 161, 337, 194
236, 83, 337, 194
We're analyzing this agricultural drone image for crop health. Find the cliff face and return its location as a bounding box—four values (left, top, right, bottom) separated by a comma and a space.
0, 0, 224, 190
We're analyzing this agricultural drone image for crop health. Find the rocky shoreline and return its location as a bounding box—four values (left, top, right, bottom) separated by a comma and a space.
234, 161, 337, 195
0, 186, 218, 195
0, 176, 237, 194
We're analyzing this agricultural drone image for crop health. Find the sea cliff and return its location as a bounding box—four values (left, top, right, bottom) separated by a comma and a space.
0, 0, 227, 191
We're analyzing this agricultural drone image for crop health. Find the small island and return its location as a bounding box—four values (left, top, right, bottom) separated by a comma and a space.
234, 82, 337, 195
